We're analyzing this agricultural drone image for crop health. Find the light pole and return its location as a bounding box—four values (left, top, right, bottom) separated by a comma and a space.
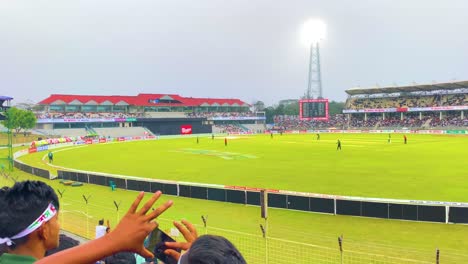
301, 19, 326, 99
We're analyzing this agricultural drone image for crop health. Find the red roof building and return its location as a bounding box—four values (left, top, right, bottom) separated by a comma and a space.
38, 94, 250, 113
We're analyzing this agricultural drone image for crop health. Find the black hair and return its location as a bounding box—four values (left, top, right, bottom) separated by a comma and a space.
104, 252, 136, 264
0, 181, 60, 250
187, 235, 247, 264
98, 219, 104, 225
45, 234, 79, 256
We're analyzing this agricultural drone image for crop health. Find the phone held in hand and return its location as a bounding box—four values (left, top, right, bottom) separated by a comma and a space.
146, 228, 181, 264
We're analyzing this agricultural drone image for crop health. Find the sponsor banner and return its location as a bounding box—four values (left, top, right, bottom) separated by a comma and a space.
132, 136, 142, 140
209, 116, 266, 121
28, 148, 37, 153
99, 138, 107, 143
85, 139, 93, 144
417, 130, 445, 134
146, 135, 156, 139
118, 137, 126, 142
228, 131, 253, 135
181, 125, 193, 135
245, 186, 264, 191
37, 117, 137, 124
397, 107, 408, 112
410, 106, 468, 112
343, 108, 396, 113
225, 185, 245, 190
394, 130, 412, 133
37, 145, 49, 152
344, 105, 468, 114
445, 130, 467, 134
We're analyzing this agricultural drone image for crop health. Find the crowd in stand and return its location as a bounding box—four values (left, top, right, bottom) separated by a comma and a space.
347, 93, 468, 110
35, 111, 257, 120
273, 113, 467, 130
273, 114, 348, 130
36, 112, 143, 119
429, 112, 468, 127
214, 124, 245, 133
0, 180, 247, 264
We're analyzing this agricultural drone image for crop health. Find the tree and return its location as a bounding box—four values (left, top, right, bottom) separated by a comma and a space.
252, 101, 266, 112
264, 106, 276, 123
2, 107, 37, 133
328, 101, 345, 115
283, 102, 299, 116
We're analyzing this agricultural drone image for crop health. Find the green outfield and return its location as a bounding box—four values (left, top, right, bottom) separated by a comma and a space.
20, 133, 468, 202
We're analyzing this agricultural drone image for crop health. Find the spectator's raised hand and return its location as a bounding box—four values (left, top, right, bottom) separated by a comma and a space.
36, 191, 173, 264
108, 191, 173, 259
164, 219, 199, 260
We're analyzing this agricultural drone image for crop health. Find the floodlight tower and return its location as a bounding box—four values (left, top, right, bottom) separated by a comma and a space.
301, 19, 326, 99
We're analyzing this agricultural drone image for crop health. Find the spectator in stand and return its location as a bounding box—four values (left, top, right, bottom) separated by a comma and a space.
95, 219, 111, 239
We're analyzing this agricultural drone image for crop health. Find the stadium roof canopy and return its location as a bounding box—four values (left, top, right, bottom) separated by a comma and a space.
345, 80, 468, 95
38, 94, 250, 107
0, 96, 13, 101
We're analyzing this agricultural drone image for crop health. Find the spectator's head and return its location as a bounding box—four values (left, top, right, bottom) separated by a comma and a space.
104, 251, 137, 264
0, 181, 60, 259
180, 235, 246, 264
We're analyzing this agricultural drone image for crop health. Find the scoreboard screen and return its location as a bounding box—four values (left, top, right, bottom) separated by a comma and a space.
299, 99, 329, 121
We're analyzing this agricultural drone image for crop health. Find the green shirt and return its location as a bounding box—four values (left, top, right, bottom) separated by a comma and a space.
0, 253, 37, 264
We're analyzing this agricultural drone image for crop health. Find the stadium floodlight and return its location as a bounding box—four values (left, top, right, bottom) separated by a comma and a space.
300, 19, 326, 99
300, 19, 326, 46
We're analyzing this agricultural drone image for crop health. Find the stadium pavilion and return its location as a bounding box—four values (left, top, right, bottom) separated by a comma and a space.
34, 94, 265, 134
343, 80, 468, 123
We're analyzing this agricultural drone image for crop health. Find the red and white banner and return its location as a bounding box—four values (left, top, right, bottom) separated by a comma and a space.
181, 125, 193, 135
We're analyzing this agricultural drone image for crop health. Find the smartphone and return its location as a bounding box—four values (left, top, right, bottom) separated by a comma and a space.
145, 228, 181, 264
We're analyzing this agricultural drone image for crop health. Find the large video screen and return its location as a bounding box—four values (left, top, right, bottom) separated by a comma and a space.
299, 99, 329, 121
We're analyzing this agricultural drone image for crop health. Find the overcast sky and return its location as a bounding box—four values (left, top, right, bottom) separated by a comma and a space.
1, 0, 467, 106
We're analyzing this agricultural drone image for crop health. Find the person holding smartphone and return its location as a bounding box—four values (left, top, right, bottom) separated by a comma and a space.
163, 220, 246, 264
35, 190, 173, 264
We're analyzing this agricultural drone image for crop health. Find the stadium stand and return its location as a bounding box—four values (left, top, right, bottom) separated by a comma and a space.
33, 128, 87, 137
272, 81, 467, 130
33, 93, 265, 136
144, 111, 186, 118
0, 96, 12, 112
94, 127, 150, 138
213, 124, 245, 134
342, 81, 468, 129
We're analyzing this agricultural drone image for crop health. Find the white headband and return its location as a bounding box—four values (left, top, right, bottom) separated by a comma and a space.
0, 203, 57, 246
